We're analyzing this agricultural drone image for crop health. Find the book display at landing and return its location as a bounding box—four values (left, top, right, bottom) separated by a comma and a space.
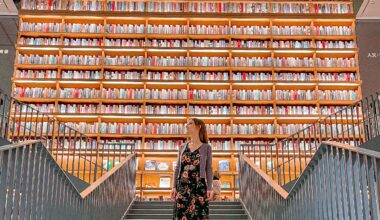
14, 0, 361, 200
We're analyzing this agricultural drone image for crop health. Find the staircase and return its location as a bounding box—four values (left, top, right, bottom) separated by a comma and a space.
125, 201, 249, 219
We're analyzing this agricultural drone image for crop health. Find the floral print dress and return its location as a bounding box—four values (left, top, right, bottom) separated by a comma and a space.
175, 146, 209, 220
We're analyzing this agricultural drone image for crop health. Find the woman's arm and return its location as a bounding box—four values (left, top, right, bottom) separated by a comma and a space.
206, 144, 213, 191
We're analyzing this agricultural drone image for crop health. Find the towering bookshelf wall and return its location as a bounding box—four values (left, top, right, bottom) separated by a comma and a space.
16, 0, 360, 200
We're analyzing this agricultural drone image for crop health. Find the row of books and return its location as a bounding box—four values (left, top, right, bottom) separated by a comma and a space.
64, 23, 103, 33
14, 87, 57, 98
17, 54, 59, 65
273, 40, 311, 49
18, 37, 356, 50
147, 25, 187, 35
189, 89, 229, 100
230, 3, 269, 13
63, 122, 98, 133
274, 57, 314, 68
13, 122, 52, 134
105, 1, 145, 12
232, 57, 272, 67
210, 140, 231, 150
144, 140, 183, 150
274, 72, 314, 81
62, 55, 101, 65
232, 90, 272, 101
146, 56, 187, 66
147, 71, 186, 80
64, 38, 103, 46
189, 40, 228, 48
145, 123, 186, 135
231, 40, 269, 48
99, 122, 143, 134
69, 0, 103, 11
15, 121, 359, 138
146, 2, 186, 13
319, 90, 358, 101
316, 58, 356, 68
147, 39, 186, 48
21, 1, 353, 14
62, 70, 101, 79
20, 22, 60, 32
105, 71, 143, 80
277, 123, 312, 134
276, 90, 316, 101
15, 70, 58, 79
272, 3, 352, 14
102, 88, 144, 99
19, 37, 61, 46
234, 106, 273, 115
312, 3, 352, 14
23, 103, 357, 116
106, 24, 145, 34
60, 88, 100, 99
17, 103, 55, 113
234, 140, 273, 150
189, 25, 229, 35
272, 26, 311, 36
189, 57, 228, 67
102, 104, 141, 114
190, 72, 229, 81
104, 56, 144, 66
232, 124, 275, 135
146, 89, 188, 100
14, 70, 358, 82
315, 26, 353, 36
276, 106, 318, 115
106, 39, 145, 47
318, 72, 358, 81
147, 105, 186, 115
316, 40, 355, 49
14, 88, 360, 101
207, 124, 232, 135
20, 22, 354, 36
17, 54, 357, 68
189, 105, 231, 115
59, 104, 98, 113
320, 106, 361, 116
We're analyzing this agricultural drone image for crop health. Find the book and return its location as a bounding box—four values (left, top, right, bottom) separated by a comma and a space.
157, 162, 170, 171
159, 177, 171, 188
218, 160, 230, 172
221, 182, 231, 189
145, 160, 156, 170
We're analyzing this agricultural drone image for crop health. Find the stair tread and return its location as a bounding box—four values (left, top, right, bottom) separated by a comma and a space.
126, 201, 247, 219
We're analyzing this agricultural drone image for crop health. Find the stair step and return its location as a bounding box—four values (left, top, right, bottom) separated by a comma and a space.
133, 201, 241, 205
132, 204, 243, 209
125, 214, 247, 219
129, 209, 245, 215
126, 201, 247, 219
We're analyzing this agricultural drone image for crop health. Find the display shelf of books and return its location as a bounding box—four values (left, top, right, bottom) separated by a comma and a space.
20, 0, 354, 16
16, 0, 359, 200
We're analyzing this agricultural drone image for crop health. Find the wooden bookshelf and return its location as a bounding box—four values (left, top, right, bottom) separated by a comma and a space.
15, 0, 360, 201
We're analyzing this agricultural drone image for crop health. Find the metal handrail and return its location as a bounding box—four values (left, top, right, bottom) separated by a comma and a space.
240, 91, 380, 186
0, 140, 137, 220
0, 88, 136, 184
239, 141, 380, 219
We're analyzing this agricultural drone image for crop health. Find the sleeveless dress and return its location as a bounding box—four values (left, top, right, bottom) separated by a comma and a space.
174, 146, 209, 220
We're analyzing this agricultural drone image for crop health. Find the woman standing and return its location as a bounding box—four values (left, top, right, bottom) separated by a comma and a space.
171, 118, 213, 220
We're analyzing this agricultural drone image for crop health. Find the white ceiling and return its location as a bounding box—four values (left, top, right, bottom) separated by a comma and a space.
0, 0, 17, 16
357, 0, 380, 19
